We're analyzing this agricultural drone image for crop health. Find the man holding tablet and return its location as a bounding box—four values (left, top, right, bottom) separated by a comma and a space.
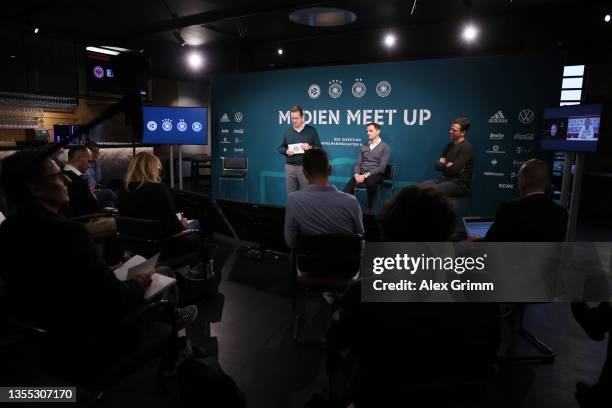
278, 105, 322, 194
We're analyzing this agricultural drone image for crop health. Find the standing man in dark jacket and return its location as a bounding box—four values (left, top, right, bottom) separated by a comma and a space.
343, 122, 391, 210
422, 117, 474, 197
278, 105, 322, 194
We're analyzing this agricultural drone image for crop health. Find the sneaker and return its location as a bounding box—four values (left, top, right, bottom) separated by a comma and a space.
176, 305, 198, 330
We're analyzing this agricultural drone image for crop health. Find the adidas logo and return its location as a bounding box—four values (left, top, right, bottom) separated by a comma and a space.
488, 110, 508, 124
220, 113, 230, 123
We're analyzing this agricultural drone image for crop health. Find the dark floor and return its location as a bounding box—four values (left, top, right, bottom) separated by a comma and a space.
87, 236, 610, 408
12, 178, 609, 408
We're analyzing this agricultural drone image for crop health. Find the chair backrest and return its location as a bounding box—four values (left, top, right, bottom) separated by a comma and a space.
383, 164, 396, 181
115, 216, 164, 241
295, 233, 363, 278
222, 157, 248, 171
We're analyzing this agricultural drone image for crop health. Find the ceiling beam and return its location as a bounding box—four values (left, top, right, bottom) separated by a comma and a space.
118, 0, 331, 40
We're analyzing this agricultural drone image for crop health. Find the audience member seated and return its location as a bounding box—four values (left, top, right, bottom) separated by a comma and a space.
60, 145, 99, 217
323, 186, 500, 406
0, 150, 195, 376
118, 151, 201, 259
84, 141, 118, 209
483, 158, 568, 242
284, 148, 364, 250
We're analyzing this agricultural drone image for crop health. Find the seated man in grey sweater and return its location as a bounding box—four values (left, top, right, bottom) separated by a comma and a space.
284, 148, 363, 250
343, 122, 391, 210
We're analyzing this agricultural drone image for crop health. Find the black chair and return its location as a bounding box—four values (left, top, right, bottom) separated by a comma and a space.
355, 164, 396, 210
219, 157, 248, 201
291, 233, 363, 345
115, 216, 202, 267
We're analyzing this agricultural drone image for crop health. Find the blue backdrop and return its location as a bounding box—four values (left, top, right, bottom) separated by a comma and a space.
211, 53, 563, 216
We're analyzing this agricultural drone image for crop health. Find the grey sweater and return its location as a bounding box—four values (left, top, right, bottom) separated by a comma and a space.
353, 140, 391, 176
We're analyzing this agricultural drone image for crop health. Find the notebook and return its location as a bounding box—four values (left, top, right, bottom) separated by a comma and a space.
113, 253, 176, 300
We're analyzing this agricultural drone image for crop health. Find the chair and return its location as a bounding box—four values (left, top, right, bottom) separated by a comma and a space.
115, 216, 203, 267
292, 233, 363, 345
355, 164, 396, 211
219, 157, 248, 201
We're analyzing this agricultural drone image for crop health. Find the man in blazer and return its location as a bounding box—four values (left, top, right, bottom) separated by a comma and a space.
343, 122, 391, 210
61, 145, 99, 217
484, 159, 568, 242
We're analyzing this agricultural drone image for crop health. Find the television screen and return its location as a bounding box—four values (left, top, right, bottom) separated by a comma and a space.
141, 106, 208, 145
540, 104, 602, 152
85, 52, 149, 97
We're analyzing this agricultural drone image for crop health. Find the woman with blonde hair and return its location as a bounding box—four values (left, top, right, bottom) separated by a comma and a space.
118, 151, 185, 237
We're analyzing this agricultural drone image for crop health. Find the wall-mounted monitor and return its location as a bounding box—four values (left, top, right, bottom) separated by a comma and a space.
141, 106, 208, 145
85, 51, 149, 98
539, 104, 602, 152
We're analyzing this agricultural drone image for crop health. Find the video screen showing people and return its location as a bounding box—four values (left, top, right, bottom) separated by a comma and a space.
567, 116, 600, 140
540, 104, 602, 152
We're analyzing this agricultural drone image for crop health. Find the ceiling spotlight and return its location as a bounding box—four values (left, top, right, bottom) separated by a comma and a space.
33, 27, 39, 34
174, 30, 187, 47
384, 34, 396, 48
277, 48, 284, 55
605, 14, 611, 23
462, 24, 479, 42
187, 51, 203, 69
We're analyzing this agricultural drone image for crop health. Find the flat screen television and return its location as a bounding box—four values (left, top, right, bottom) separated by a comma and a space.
141, 106, 208, 145
539, 104, 602, 152
85, 51, 149, 97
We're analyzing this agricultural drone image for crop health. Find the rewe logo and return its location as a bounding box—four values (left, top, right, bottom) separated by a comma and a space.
489, 133, 504, 140
488, 111, 508, 124
498, 183, 515, 190
220, 113, 230, 123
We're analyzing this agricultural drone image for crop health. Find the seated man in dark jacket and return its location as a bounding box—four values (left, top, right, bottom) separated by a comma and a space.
484, 158, 568, 242
421, 117, 474, 197
0, 150, 153, 371
61, 145, 99, 217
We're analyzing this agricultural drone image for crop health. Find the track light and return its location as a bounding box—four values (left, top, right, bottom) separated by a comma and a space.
174, 30, 187, 47
33, 27, 39, 34
462, 24, 479, 42
187, 51, 203, 69
605, 14, 611, 23
277, 48, 284, 55
384, 33, 396, 48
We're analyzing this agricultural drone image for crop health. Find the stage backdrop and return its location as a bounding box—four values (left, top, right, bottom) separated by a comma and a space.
211, 53, 563, 216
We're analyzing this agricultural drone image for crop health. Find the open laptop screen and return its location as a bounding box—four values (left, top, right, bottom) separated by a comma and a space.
463, 216, 495, 239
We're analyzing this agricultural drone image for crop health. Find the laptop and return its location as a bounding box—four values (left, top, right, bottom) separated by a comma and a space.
462, 216, 495, 239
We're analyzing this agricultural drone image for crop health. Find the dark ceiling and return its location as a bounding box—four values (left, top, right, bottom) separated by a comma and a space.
1, 0, 611, 82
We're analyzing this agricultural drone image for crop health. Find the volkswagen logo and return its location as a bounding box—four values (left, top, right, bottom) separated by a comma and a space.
234, 112, 243, 123
518, 109, 535, 124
